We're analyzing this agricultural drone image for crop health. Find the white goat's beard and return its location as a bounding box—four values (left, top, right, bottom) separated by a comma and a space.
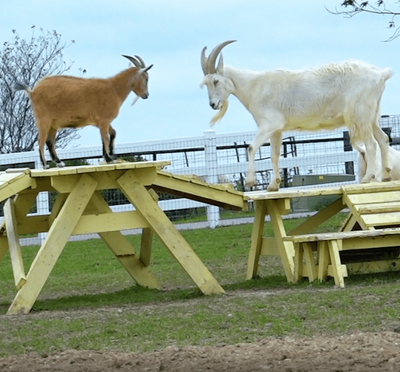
209, 99, 229, 126
131, 95, 140, 106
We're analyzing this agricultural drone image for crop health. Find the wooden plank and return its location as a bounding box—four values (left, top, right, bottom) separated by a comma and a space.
342, 181, 400, 194
7, 173, 98, 315
15, 215, 49, 235
342, 234, 400, 251
346, 259, 400, 275
117, 170, 225, 295
4, 199, 26, 289
266, 199, 294, 282
317, 241, 329, 282
0, 175, 36, 204
293, 243, 303, 283
260, 237, 280, 256
140, 228, 154, 267
72, 211, 150, 235
153, 171, 244, 210
328, 240, 345, 288
303, 242, 317, 282
284, 228, 400, 243
288, 197, 344, 236
345, 191, 400, 205
246, 200, 267, 279
99, 231, 160, 289
356, 201, 400, 214
88, 190, 160, 288
244, 186, 342, 201
340, 213, 359, 232
362, 212, 400, 227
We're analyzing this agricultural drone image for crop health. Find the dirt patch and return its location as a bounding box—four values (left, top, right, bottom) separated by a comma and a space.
1, 331, 400, 371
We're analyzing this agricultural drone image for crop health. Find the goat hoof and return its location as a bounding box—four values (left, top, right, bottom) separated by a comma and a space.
56, 161, 65, 168
267, 185, 279, 192
382, 176, 392, 182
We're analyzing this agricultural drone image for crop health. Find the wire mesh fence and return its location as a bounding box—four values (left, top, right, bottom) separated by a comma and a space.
1, 114, 400, 245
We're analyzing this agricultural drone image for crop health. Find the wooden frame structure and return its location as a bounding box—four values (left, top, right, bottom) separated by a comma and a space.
245, 181, 400, 287
0, 161, 245, 314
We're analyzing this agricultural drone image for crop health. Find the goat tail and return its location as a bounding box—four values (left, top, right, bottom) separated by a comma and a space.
13, 81, 30, 93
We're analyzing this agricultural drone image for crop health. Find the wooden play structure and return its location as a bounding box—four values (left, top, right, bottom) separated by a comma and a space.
0, 161, 245, 314
245, 181, 400, 288
2, 159, 400, 315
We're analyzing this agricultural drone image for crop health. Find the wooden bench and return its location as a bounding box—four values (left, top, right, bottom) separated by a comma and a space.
283, 228, 400, 288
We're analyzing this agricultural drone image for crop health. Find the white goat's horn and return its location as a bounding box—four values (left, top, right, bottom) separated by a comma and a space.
122, 55, 144, 68
201, 40, 236, 75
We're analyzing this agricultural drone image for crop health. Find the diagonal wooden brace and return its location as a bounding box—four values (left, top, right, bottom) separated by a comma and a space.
116, 170, 225, 295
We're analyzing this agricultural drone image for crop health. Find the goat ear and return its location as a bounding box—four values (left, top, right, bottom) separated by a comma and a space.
216, 54, 224, 73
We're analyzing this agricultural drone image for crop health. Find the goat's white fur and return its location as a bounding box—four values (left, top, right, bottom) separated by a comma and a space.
201, 41, 393, 191
358, 143, 400, 182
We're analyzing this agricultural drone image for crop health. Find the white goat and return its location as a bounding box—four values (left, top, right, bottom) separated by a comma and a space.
200, 40, 393, 191
14, 55, 153, 168
358, 143, 400, 182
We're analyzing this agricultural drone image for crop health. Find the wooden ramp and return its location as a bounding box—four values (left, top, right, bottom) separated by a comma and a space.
0, 161, 245, 314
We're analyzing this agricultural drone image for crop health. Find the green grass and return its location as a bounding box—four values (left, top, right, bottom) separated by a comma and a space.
1, 213, 400, 358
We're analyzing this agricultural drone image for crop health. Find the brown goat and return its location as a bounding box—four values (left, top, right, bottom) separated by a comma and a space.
14, 55, 153, 168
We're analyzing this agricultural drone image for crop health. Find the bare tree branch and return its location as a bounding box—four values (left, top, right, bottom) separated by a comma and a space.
0, 28, 80, 155
327, 1, 400, 41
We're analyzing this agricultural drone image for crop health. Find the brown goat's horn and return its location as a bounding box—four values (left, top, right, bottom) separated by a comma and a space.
134, 55, 146, 68
201, 40, 236, 75
122, 55, 145, 68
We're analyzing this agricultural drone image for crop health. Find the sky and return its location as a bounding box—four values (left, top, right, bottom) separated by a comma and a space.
2, 0, 400, 148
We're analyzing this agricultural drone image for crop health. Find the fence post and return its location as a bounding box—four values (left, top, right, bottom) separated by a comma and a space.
204, 129, 220, 229
35, 155, 49, 245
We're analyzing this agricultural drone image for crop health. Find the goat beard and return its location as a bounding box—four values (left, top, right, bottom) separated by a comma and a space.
209, 99, 229, 127
131, 95, 140, 106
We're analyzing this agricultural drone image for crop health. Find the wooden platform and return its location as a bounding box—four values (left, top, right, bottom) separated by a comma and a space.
245, 181, 400, 287
0, 161, 246, 314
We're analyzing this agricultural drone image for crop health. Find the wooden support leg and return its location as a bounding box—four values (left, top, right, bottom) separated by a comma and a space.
293, 243, 303, 283
303, 242, 317, 283
328, 240, 345, 288
4, 199, 26, 289
1, 192, 38, 266
117, 170, 225, 295
267, 200, 294, 282
317, 241, 329, 282
246, 200, 267, 280
7, 174, 98, 315
140, 228, 153, 267
89, 191, 160, 289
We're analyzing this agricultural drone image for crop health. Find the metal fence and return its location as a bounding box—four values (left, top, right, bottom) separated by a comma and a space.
1, 114, 400, 245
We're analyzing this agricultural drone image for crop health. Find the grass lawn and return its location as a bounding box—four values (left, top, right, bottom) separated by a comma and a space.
1, 213, 400, 357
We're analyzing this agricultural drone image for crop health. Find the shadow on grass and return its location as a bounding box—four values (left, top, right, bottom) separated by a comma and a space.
0, 275, 291, 315
3, 272, 397, 315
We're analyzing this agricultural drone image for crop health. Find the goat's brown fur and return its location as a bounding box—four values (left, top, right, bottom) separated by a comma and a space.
14, 56, 152, 168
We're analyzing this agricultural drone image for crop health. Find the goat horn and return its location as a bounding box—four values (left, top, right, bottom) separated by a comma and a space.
201, 47, 208, 75
134, 55, 146, 68
122, 55, 142, 68
202, 40, 236, 75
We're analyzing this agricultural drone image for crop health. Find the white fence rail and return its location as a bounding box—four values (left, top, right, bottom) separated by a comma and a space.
0, 127, 367, 246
